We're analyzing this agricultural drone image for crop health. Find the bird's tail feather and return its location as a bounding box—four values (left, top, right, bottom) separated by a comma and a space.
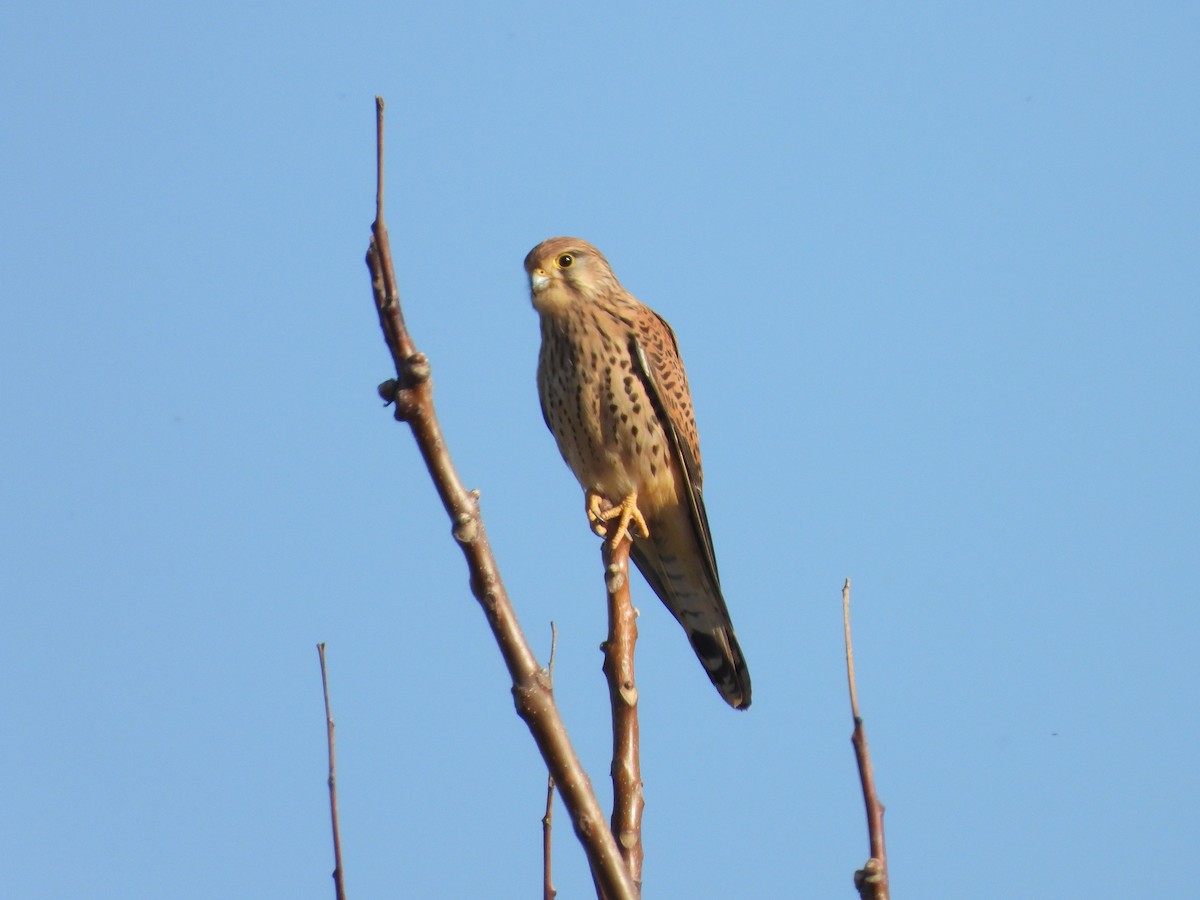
687, 625, 752, 710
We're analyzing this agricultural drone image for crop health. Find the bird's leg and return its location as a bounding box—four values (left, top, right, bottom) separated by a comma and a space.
586, 489, 650, 547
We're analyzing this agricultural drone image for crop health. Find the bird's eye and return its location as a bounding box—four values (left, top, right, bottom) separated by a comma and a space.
557, 254, 574, 268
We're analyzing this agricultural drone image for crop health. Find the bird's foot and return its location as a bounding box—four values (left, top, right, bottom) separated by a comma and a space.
586, 490, 650, 547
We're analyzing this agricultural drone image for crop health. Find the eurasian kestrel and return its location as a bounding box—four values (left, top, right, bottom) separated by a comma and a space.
526, 237, 751, 710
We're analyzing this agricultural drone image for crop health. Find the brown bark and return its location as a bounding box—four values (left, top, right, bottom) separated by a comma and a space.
365, 97, 637, 900
843, 579, 890, 900
601, 538, 644, 891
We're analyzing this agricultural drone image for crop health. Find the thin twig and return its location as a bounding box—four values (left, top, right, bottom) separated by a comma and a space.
543, 623, 558, 900
843, 580, 860, 722
365, 96, 637, 900
602, 537, 644, 892
317, 643, 348, 900
842, 579, 890, 900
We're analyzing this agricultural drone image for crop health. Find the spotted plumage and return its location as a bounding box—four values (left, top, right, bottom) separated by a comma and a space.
525, 237, 751, 709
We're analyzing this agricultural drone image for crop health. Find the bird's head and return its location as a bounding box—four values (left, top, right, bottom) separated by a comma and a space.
524, 237, 617, 314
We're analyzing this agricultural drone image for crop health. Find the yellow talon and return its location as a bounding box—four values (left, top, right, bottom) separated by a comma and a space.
586, 490, 650, 547
586, 491, 608, 537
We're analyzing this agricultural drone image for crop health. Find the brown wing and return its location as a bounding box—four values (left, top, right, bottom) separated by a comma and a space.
627, 313, 721, 586
627, 315, 752, 708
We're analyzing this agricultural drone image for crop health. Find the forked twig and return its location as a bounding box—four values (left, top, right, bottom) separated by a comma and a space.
602, 537, 644, 890
842, 579, 890, 900
317, 643, 348, 900
365, 97, 637, 900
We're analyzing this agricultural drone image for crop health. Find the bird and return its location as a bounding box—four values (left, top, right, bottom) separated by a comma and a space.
525, 237, 751, 709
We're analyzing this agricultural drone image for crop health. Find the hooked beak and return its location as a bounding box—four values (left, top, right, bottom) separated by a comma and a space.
529, 269, 550, 294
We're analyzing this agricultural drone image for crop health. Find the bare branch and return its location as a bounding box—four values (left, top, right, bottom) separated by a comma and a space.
602, 538, 644, 890
317, 643, 348, 900
365, 97, 637, 900
842, 579, 890, 900
543, 623, 558, 900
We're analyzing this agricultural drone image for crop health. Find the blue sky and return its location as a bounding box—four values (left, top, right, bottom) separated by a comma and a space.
2, 2, 1197, 897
